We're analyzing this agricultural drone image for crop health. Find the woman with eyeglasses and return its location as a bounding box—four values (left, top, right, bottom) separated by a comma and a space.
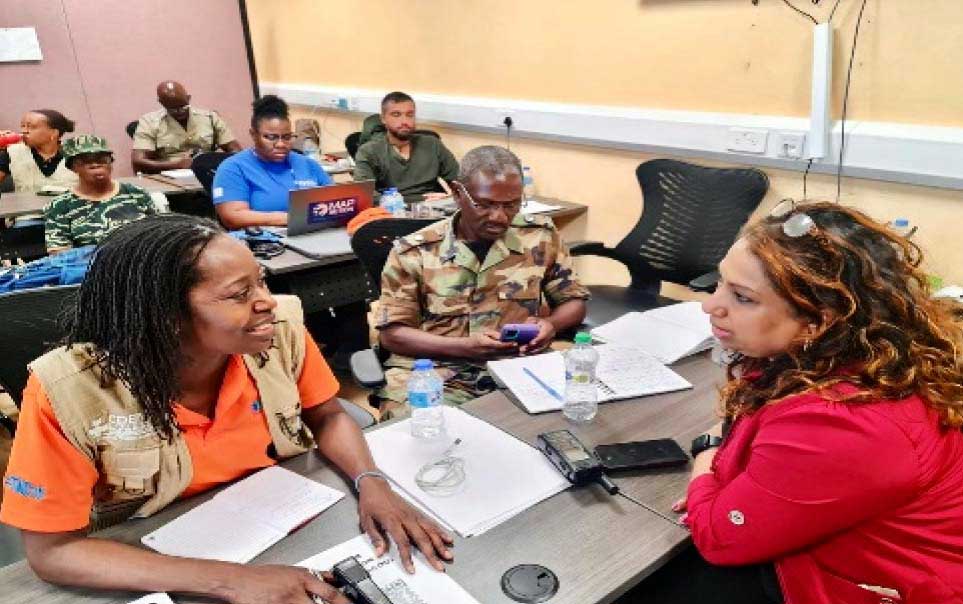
212, 95, 332, 229
627, 202, 963, 604
43, 135, 157, 253
0, 109, 78, 193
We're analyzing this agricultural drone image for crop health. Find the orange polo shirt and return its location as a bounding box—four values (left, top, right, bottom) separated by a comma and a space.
0, 329, 338, 533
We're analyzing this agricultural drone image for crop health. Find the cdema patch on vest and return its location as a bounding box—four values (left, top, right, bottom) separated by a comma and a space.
87, 413, 156, 442
4, 476, 46, 500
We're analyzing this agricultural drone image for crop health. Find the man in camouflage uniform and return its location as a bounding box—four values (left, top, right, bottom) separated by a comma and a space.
376, 145, 589, 418
44, 135, 157, 252
131, 80, 242, 174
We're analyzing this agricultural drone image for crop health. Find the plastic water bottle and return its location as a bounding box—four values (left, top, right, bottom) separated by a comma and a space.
302, 138, 322, 164
381, 188, 406, 217
563, 332, 599, 422
408, 359, 446, 439
522, 166, 536, 202
890, 217, 916, 239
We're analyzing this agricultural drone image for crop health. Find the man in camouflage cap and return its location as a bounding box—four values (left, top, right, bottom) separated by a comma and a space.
376, 145, 589, 418
45, 135, 156, 252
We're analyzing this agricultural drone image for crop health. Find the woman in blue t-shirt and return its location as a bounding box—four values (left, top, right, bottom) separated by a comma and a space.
212, 95, 332, 229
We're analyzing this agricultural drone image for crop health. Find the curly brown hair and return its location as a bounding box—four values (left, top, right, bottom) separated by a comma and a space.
721, 202, 963, 429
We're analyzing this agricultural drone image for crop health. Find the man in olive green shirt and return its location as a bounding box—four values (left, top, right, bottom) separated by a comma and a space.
131, 80, 242, 174
353, 91, 459, 205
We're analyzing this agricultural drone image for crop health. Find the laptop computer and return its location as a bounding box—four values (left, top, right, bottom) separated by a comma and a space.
282, 180, 375, 258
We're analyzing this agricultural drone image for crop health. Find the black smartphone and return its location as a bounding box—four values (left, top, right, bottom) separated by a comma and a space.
595, 439, 689, 472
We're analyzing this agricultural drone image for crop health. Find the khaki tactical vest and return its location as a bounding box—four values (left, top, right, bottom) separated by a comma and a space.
6, 142, 77, 193
28, 295, 313, 530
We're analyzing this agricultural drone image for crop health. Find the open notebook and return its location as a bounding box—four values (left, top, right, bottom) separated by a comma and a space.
141, 466, 344, 563
590, 301, 715, 364
487, 344, 692, 414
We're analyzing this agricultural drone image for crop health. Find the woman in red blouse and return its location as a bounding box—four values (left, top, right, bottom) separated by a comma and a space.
628, 202, 963, 604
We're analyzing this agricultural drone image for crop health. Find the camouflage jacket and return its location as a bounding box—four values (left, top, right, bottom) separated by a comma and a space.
376, 211, 589, 366
44, 182, 157, 250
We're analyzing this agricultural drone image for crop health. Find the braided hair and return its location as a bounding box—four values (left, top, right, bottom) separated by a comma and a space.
250, 94, 289, 130
64, 215, 223, 441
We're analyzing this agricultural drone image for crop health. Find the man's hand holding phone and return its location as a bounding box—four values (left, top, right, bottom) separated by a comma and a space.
465, 331, 518, 360
519, 317, 555, 355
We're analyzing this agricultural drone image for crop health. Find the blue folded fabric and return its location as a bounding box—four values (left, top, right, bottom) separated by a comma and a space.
0, 245, 95, 293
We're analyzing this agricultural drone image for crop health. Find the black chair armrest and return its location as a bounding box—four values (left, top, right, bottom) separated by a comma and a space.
689, 269, 719, 292
350, 349, 386, 389
568, 240, 608, 256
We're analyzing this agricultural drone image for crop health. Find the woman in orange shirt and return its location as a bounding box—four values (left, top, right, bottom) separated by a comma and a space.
1, 215, 452, 604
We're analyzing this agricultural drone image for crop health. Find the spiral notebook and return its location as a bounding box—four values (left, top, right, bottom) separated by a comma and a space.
487, 345, 692, 414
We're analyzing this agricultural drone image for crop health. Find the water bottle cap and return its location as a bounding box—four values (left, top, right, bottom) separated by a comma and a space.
523, 166, 531, 170
413, 359, 434, 370
893, 218, 910, 227
574, 332, 592, 344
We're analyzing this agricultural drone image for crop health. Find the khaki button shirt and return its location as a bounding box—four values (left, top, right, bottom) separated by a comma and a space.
132, 107, 235, 161
377, 211, 590, 340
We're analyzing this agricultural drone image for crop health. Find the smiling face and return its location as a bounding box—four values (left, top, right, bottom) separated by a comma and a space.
702, 238, 812, 358
181, 235, 278, 359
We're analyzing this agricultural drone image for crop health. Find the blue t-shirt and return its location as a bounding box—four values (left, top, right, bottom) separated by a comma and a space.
212, 148, 333, 212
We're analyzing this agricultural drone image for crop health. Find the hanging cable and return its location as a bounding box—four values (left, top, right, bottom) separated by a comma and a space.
780, 0, 818, 24
803, 158, 814, 200
836, 0, 870, 203
59, 0, 96, 133
829, 0, 844, 22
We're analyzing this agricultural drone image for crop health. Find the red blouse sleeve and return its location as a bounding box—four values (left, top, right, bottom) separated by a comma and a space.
685, 400, 920, 565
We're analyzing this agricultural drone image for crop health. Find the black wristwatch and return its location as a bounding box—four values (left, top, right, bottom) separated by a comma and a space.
690, 433, 724, 458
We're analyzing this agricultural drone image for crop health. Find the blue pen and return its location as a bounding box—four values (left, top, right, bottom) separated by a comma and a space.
523, 367, 563, 401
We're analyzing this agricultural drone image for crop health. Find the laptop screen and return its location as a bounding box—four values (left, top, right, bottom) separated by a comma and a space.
287, 180, 375, 236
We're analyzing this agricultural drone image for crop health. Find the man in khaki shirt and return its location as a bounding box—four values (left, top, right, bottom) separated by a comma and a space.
131, 80, 242, 174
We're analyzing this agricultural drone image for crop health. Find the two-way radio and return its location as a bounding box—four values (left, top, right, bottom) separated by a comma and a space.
310, 557, 394, 604
536, 429, 680, 523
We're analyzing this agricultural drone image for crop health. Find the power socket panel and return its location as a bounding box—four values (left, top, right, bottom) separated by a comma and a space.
726, 128, 769, 154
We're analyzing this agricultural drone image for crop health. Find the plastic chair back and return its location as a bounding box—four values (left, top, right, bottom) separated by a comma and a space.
0, 285, 79, 406
350, 217, 441, 297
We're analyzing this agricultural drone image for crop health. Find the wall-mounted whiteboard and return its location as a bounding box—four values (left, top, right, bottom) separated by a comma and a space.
0, 28, 42, 62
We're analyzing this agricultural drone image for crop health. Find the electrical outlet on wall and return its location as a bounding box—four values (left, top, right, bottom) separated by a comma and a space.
726, 128, 769, 154
777, 132, 806, 159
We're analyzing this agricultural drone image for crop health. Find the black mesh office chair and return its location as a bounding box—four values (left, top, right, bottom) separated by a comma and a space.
347, 217, 441, 391
0, 223, 46, 264
571, 159, 769, 327
125, 120, 139, 139
0, 285, 79, 435
345, 132, 363, 160
190, 151, 231, 197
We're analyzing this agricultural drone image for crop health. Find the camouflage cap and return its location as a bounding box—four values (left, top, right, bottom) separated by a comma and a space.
62, 134, 112, 161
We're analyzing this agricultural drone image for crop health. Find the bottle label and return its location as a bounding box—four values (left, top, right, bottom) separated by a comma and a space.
569, 372, 591, 385
409, 391, 429, 409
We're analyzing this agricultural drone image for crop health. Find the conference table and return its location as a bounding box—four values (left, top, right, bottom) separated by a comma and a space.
0, 351, 720, 604
0, 176, 202, 220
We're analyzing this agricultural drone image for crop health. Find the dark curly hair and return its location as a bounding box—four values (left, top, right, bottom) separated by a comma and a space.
251, 94, 289, 130
64, 215, 223, 440
721, 202, 963, 429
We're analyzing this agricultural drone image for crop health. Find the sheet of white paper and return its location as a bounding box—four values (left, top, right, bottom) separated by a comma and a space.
591, 302, 714, 363
141, 466, 344, 563
521, 199, 563, 214
126, 594, 175, 604
299, 535, 481, 604
159, 168, 195, 179
0, 28, 42, 62
487, 345, 692, 413
141, 500, 286, 563
216, 466, 344, 533
365, 407, 569, 537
